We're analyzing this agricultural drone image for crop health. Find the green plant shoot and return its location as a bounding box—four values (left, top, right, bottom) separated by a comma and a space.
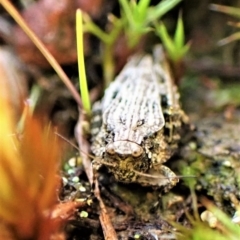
83, 0, 182, 86
119, 0, 182, 47
147, 0, 182, 22
76, 9, 91, 115
177, 203, 240, 240
210, 4, 240, 45
83, 13, 123, 87
155, 13, 190, 62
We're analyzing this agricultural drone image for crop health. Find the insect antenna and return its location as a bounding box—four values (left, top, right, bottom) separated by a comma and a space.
55, 131, 79, 150
54, 131, 96, 160
92, 158, 117, 168
55, 131, 100, 192
55, 131, 117, 168
133, 169, 196, 180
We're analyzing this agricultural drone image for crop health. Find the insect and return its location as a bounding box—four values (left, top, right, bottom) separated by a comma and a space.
91, 46, 186, 191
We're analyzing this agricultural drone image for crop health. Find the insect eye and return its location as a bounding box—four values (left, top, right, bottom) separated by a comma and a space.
132, 146, 143, 157
137, 119, 144, 126
106, 145, 115, 155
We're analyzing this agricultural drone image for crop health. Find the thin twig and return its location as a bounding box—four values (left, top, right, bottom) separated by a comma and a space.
94, 180, 118, 240
75, 111, 118, 240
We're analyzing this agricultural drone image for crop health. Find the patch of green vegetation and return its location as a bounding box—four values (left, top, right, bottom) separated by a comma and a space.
177, 203, 240, 240
82, 0, 187, 87
119, 0, 182, 47
178, 152, 240, 240
155, 12, 190, 62
210, 83, 240, 108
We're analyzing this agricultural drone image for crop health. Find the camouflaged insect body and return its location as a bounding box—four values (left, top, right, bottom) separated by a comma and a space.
91, 47, 185, 191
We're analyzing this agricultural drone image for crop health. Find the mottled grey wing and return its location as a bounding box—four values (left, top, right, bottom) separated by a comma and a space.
101, 54, 166, 144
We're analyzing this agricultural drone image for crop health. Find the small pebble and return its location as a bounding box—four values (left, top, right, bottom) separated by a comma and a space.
67, 169, 75, 175
189, 141, 197, 150
79, 211, 88, 218
201, 210, 218, 228
79, 186, 86, 192
68, 157, 77, 167
134, 234, 140, 239
232, 210, 240, 224
72, 176, 80, 183
222, 160, 231, 167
